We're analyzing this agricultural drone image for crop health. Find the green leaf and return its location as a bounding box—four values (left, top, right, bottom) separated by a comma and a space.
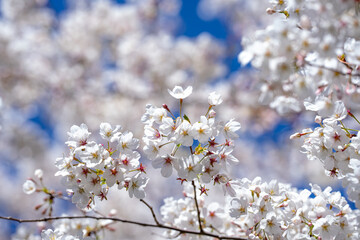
183, 114, 191, 123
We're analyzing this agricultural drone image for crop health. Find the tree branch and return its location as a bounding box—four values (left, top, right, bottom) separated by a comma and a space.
192, 180, 204, 233
140, 199, 160, 226
305, 61, 360, 77
0, 215, 247, 240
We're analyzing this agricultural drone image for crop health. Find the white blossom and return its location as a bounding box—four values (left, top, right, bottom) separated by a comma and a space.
168, 86, 193, 99
23, 180, 36, 195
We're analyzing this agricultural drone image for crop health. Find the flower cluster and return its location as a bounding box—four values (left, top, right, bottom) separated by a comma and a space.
238, 0, 360, 115
142, 86, 241, 195
2, 0, 360, 239
292, 98, 360, 208
42, 217, 113, 240
55, 123, 148, 210
12, 216, 113, 240
296, 100, 351, 175
159, 177, 359, 240
12, 86, 360, 240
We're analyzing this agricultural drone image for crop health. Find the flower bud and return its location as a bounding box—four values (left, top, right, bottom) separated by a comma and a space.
254, 186, 261, 194
315, 115, 322, 124
162, 104, 170, 112
266, 8, 276, 15
290, 132, 301, 139
109, 209, 117, 216
35, 169, 43, 179
208, 109, 216, 118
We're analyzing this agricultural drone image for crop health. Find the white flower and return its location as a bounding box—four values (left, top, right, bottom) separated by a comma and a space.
23, 180, 36, 194
176, 155, 203, 180
118, 132, 139, 153
159, 117, 180, 136
66, 123, 91, 148
143, 139, 161, 160
222, 119, 241, 139
127, 173, 149, 199
119, 151, 141, 172
259, 212, 282, 236
168, 86, 193, 99
41, 229, 64, 240
218, 147, 239, 170
351, 134, 360, 151
34, 169, 43, 179
99, 122, 121, 142
322, 122, 349, 149
331, 101, 347, 121
222, 180, 236, 197
270, 96, 302, 114
312, 215, 340, 239
238, 49, 253, 66
152, 155, 176, 178
229, 197, 248, 218
204, 202, 224, 228
190, 116, 212, 143
71, 186, 91, 209
80, 143, 105, 168
208, 91, 223, 106
200, 158, 220, 183
344, 38, 360, 66
151, 107, 168, 124
304, 96, 337, 118
144, 125, 162, 141
103, 166, 124, 187
174, 120, 194, 146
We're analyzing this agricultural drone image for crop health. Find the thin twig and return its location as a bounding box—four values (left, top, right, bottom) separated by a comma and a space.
140, 199, 160, 226
0, 215, 247, 240
305, 61, 360, 77
191, 180, 204, 233
340, 120, 350, 135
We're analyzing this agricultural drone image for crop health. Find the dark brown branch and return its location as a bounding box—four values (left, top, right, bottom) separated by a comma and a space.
192, 180, 204, 233
0, 215, 247, 240
140, 199, 160, 226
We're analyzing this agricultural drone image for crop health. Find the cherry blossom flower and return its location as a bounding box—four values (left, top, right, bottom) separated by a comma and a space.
174, 120, 194, 146
41, 229, 64, 240
208, 91, 223, 106
167, 86, 193, 99
126, 173, 149, 199
152, 155, 176, 178
99, 123, 121, 142
222, 119, 241, 139
190, 116, 212, 143
23, 180, 36, 195
66, 124, 91, 149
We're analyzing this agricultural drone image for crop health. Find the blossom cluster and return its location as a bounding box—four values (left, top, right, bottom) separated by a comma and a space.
160, 177, 360, 240
142, 86, 241, 195
3, 0, 360, 238
55, 123, 148, 210
13, 86, 360, 240
292, 97, 360, 208
238, 0, 360, 115
12, 216, 113, 240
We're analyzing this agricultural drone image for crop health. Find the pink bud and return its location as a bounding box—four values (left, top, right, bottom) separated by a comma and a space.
208, 109, 216, 118
162, 104, 170, 112
266, 8, 276, 15
315, 115, 322, 124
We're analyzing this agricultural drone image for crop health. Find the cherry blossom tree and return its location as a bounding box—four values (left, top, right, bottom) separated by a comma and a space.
0, 0, 360, 239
